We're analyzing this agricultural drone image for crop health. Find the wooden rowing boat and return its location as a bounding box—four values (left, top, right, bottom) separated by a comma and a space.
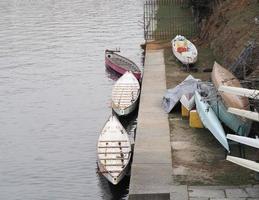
211, 62, 249, 110
227, 134, 259, 149
171, 35, 198, 65
97, 115, 132, 185
112, 71, 140, 116
105, 50, 141, 81
226, 156, 259, 172
195, 91, 229, 151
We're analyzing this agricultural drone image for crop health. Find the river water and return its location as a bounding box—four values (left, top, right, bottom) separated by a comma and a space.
0, 0, 144, 199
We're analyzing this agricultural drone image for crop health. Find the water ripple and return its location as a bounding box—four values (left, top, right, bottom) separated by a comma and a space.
0, 0, 144, 199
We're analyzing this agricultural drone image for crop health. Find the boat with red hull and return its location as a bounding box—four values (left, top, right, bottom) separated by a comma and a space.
105, 50, 141, 81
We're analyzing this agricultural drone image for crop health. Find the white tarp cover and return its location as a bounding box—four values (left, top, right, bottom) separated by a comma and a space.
162, 75, 200, 113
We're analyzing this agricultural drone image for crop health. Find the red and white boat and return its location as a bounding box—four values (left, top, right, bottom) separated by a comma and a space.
171, 35, 198, 65
105, 50, 141, 81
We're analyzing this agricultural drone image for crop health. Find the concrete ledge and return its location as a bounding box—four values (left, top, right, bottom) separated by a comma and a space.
130, 164, 172, 194
170, 185, 188, 200
128, 193, 170, 200
129, 49, 172, 196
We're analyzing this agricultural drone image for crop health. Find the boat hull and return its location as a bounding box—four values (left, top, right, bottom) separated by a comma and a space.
162, 75, 199, 113
112, 98, 139, 116
97, 159, 129, 185
97, 115, 132, 185
171, 35, 198, 65
111, 71, 140, 117
195, 91, 229, 151
105, 51, 141, 81
210, 99, 251, 136
211, 62, 249, 110
180, 93, 195, 111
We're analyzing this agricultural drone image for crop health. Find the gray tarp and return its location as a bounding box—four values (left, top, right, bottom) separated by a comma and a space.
162, 75, 200, 113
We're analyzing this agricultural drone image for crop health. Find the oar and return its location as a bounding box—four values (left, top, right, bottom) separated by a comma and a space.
227, 134, 259, 149
227, 107, 259, 122
218, 85, 259, 99
226, 155, 259, 172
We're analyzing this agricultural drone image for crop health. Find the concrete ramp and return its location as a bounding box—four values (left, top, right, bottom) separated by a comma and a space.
128, 49, 172, 200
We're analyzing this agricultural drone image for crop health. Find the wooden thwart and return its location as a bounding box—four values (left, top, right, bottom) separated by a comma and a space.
98, 146, 130, 148
99, 157, 130, 160
98, 152, 130, 154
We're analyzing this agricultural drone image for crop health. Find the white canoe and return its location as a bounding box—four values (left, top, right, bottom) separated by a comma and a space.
227, 134, 259, 149
218, 85, 259, 100
171, 35, 198, 65
180, 93, 195, 111
112, 71, 140, 116
228, 107, 259, 122
195, 91, 229, 151
227, 155, 259, 172
97, 115, 132, 185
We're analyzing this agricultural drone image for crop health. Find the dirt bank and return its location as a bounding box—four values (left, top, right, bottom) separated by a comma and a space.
144, 0, 259, 186
199, 0, 259, 75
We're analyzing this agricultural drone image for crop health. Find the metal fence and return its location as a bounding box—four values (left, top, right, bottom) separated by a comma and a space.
144, 0, 198, 40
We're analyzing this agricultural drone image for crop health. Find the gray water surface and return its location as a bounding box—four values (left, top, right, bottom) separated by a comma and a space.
0, 0, 144, 199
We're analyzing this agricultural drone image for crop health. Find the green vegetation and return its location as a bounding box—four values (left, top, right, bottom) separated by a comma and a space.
154, 1, 198, 40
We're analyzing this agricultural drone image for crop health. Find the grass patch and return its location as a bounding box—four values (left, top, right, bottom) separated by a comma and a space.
154, 2, 197, 40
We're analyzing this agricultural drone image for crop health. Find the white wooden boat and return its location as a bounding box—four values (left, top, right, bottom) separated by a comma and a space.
227, 155, 259, 172
112, 71, 140, 116
195, 91, 229, 151
218, 85, 259, 100
97, 115, 132, 185
171, 35, 198, 65
180, 93, 195, 111
227, 134, 259, 149
228, 107, 259, 122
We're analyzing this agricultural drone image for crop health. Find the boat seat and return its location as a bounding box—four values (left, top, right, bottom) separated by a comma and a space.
104, 164, 124, 166
98, 152, 130, 154
99, 157, 130, 160
98, 146, 130, 148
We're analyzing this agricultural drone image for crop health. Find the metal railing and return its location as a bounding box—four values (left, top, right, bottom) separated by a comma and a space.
143, 0, 198, 40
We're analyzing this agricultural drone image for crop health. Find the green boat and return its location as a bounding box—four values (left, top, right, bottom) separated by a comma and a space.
210, 99, 251, 136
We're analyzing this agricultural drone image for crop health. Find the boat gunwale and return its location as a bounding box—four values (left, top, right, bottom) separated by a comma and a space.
105, 50, 141, 73
97, 115, 132, 184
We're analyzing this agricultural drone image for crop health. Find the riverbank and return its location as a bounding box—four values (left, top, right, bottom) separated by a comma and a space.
144, 0, 259, 185
163, 41, 258, 185
128, 0, 259, 198
128, 42, 259, 199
